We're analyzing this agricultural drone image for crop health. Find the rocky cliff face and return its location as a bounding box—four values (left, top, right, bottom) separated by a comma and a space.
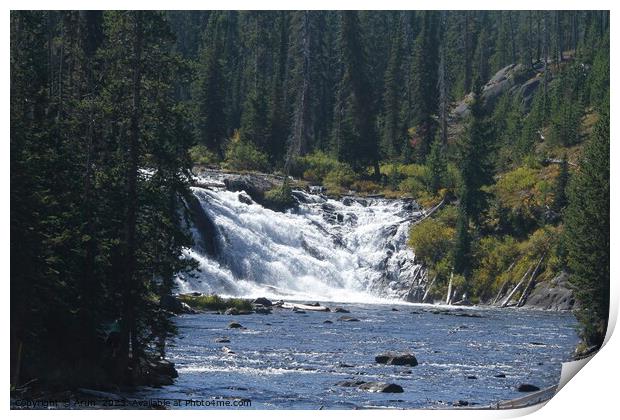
521, 272, 576, 311
452, 62, 550, 121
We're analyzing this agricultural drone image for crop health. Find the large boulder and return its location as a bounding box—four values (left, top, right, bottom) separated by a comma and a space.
375, 352, 418, 367
517, 384, 540, 392
358, 382, 403, 393
253, 297, 273, 307
160, 295, 196, 314
521, 271, 575, 310
452, 63, 543, 120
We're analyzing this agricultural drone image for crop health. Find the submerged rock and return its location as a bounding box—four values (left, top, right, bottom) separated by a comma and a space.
375, 352, 418, 367
323, 320, 333, 324
215, 337, 230, 343
254, 306, 272, 315
224, 307, 252, 315
335, 381, 404, 393
494, 373, 507, 378
336, 380, 366, 387
338, 316, 360, 322
228, 322, 243, 329
517, 384, 541, 392
332, 307, 350, 313
358, 382, 404, 393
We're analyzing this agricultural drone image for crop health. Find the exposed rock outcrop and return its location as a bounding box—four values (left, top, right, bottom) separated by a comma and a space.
521, 271, 575, 311
375, 352, 418, 367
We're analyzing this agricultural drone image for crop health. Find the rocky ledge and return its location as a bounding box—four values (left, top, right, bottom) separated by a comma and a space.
520, 272, 576, 311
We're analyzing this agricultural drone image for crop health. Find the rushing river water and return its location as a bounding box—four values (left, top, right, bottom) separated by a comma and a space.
134, 303, 579, 409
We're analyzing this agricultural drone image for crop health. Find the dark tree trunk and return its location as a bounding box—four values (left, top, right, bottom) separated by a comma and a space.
117, 11, 143, 382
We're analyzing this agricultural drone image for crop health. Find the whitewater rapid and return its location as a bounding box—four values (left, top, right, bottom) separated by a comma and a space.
176, 177, 427, 303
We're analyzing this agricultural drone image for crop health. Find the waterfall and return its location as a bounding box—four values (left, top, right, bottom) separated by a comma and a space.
177, 175, 427, 303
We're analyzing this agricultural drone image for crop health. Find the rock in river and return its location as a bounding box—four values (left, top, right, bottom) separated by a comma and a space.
358, 382, 404, 393
254, 307, 272, 315
375, 352, 418, 367
228, 321, 243, 329
253, 297, 273, 307
332, 307, 350, 313
517, 384, 540, 392
215, 337, 230, 343
338, 316, 360, 322
336, 381, 404, 393
224, 307, 252, 315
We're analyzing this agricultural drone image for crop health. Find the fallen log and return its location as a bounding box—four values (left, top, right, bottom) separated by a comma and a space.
422, 275, 438, 303
517, 255, 546, 307
411, 198, 446, 227
446, 271, 454, 305
501, 265, 533, 308
280, 302, 330, 312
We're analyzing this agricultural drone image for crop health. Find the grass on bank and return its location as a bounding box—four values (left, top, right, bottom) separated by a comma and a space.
178, 294, 253, 311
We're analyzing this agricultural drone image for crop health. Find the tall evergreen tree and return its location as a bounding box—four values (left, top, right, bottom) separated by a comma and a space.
410, 11, 440, 161
332, 11, 380, 176
565, 108, 609, 347
195, 14, 227, 159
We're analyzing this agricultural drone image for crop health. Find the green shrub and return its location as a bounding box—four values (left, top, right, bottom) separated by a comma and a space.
189, 144, 218, 165
399, 177, 427, 197
471, 236, 520, 301
408, 218, 455, 267
177, 294, 253, 311
291, 151, 341, 182
324, 164, 356, 191
493, 166, 553, 235
264, 183, 296, 211
225, 133, 269, 172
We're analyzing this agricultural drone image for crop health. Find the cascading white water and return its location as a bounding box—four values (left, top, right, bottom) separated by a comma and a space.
177, 176, 427, 303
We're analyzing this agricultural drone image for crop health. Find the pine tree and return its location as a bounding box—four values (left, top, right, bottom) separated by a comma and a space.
427, 138, 447, 194
409, 11, 439, 161
380, 17, 405, 159
332, 11, 380, 176
195, 14, 227, 159
458, 80, 494, 222
553, 157, 569, 213
565, 108, 609, 347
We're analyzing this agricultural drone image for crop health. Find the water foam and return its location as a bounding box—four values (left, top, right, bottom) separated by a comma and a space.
177, 178, 425, 303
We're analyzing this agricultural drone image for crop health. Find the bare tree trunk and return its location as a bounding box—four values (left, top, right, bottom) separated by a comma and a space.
438, 48, 448, 150
463, 12, 471, 93
556, 11, 564, 63
422, 275, 437, 303
508, 11, 517, 64
501, 265, 533, 307
286, 11, 311, 175
446, 271, 454, 305
117, 11, 143, 382
536, 12, 541, 61
517, 255, 545, 307
527, 11, 533, 67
